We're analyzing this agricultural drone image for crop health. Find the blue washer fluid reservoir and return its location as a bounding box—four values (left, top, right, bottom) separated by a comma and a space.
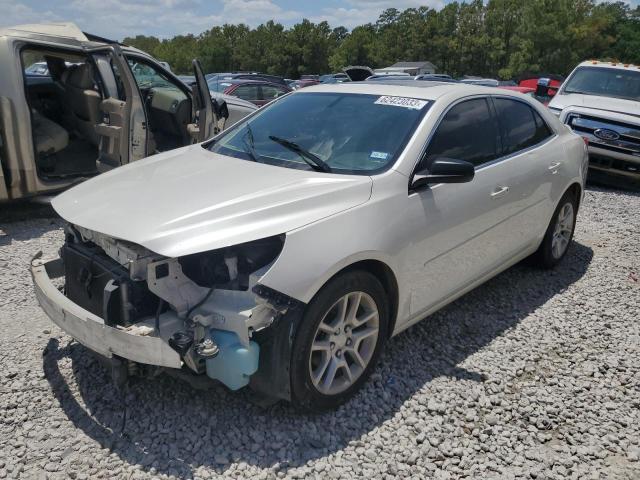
205, 329, 259, 390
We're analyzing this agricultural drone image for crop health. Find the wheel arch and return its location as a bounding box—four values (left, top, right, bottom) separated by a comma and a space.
565, 182, 582, 210
319, 258, 400, 338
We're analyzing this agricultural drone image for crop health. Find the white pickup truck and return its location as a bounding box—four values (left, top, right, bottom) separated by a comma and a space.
548, 60, 640, 183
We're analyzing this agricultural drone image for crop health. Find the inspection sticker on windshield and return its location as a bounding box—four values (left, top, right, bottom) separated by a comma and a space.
370, 151, 389, 160
375, 96, 428, 110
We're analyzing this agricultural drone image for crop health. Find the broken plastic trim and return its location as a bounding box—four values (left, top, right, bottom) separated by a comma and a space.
249, 285, 306, 402
252, 284, 299, 311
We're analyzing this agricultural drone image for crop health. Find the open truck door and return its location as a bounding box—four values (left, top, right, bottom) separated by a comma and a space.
88, 44, 148, 171
189, 59, 220, 142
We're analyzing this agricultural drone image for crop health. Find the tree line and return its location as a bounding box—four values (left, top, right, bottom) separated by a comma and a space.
124, 0, 640, 79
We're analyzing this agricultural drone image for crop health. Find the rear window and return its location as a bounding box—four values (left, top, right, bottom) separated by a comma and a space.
494, 98, 552, 155
234, 85, 259, 101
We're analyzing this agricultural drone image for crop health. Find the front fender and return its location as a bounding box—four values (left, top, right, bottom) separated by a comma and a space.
260, 216, 400, 305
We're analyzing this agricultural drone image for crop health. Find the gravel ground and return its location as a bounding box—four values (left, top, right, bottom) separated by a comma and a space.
1, 186, 639, 480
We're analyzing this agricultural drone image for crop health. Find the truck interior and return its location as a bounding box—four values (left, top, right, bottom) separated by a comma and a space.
21, 47, 199, 181
125, 58, 194, 152
22, 47, 100, 179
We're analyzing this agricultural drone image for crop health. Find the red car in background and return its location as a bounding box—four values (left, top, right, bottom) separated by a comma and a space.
499, 84, 556, 105
222, 79, 292, 107
516, 73, 564, 101
517, 73, 564, 92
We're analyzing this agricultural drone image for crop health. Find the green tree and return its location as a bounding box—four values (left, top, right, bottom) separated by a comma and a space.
121, 1, 640, 78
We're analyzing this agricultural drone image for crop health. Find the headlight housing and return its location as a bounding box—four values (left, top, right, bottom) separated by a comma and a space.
179, 235, 285, 290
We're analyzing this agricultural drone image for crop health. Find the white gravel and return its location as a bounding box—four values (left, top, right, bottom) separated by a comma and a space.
1, 186, 639, 479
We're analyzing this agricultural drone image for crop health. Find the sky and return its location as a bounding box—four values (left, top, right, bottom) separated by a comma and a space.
0, 0, 637, 40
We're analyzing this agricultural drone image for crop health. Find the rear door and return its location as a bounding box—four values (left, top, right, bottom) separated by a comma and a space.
88, 45, 148, 169
491, 96, 558, 243
190, 59, 216, 142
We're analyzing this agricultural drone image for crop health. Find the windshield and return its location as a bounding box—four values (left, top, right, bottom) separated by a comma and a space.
207, 92, 429, 174
562, 66, 640, 101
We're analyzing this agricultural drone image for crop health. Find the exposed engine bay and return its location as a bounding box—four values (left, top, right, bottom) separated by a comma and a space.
60, 223, 290, 391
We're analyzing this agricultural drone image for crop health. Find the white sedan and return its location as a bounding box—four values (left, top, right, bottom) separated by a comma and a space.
32, 82, 588, 410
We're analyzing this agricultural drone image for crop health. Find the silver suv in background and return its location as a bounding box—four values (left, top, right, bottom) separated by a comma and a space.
549, 60, 640, 183
0, 22, 255, 202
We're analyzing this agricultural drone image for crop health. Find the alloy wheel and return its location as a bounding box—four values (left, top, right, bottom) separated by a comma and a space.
308, 291, 380, 395
551, 202, 574, 259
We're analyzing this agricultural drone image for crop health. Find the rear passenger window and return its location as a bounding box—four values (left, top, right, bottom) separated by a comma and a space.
261, 85, 286, 100
234, 85, 259, 101
494, 98, 552, 155
424, 98, 500, 168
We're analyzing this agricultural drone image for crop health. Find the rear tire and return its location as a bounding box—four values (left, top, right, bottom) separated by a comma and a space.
290, 270, 388, 411
532, 191, 578, 268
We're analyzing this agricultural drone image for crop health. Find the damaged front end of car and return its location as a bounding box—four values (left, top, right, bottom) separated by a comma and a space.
31, 224, 304, 401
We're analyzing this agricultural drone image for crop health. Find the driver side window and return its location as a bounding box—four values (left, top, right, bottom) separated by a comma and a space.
423, 98, 500, 170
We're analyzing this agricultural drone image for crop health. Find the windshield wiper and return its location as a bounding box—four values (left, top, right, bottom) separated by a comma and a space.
242, 123, 260, 163
268, 136, 332, 173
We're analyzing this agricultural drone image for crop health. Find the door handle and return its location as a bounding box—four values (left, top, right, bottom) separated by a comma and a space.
548, 162, 562, 174
490, 185, 510, 198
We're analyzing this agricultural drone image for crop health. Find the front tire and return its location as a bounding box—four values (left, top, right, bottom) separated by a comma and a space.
291, 270, 389, 411
533, 191, 578, 268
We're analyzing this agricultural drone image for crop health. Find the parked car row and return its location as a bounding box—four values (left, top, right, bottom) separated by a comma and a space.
207, 78, 291, 107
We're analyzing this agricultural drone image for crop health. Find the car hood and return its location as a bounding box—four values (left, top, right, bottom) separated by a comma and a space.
550, 93, 640, 119
52, 145, 372, 258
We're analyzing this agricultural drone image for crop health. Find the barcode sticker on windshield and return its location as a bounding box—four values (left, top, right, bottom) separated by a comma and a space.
370, 151, 389, 160
375, 96, 428, 110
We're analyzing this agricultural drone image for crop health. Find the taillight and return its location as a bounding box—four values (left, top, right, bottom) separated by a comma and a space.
582, 137, 589, 146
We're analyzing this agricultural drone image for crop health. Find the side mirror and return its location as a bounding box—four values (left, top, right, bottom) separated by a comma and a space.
411, 157, 475, 190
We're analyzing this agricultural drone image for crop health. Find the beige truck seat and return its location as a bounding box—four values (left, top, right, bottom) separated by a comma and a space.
62, 64, 101, 145
32, 110, 69, 154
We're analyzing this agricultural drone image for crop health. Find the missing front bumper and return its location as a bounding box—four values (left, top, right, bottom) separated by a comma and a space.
31, 256, 181, 369
32, 254, 306, 400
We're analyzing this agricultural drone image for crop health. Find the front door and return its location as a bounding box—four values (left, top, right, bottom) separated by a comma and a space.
400, 97, 517, 320
89, 45, 148, 170
190, 59, 216, 142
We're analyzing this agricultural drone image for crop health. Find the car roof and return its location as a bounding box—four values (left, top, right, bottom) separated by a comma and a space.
221, 79, 282, 86
299, 81, 503, 101
0, 22, 89, 41
499, 86, 535, 93
576, 60, 640, 72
